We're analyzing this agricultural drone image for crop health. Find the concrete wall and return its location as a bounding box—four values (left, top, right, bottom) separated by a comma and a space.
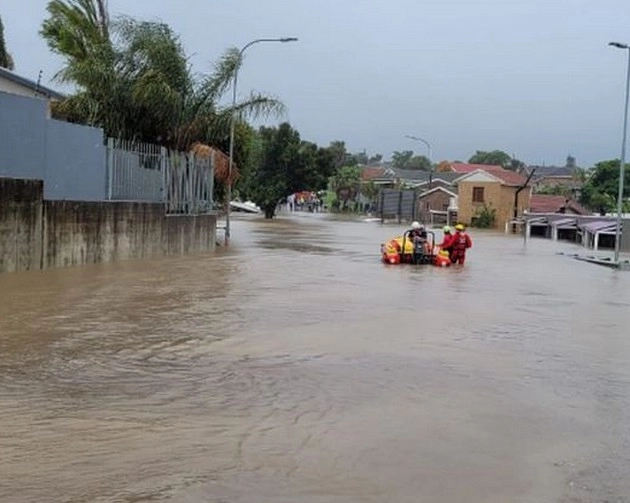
42, 201, 216, 269
0, 178, 216, 274
44, 119, 107, 201
0, 90, 107, 200
0, 178, 44, 272
458, 181, 531, 230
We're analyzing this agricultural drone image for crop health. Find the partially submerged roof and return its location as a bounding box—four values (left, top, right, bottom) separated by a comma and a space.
0, 67, 65, 100
581, 220, 618, 233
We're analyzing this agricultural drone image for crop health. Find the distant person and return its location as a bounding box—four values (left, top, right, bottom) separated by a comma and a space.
450, 224, 472, 265
438, 226, 454, 258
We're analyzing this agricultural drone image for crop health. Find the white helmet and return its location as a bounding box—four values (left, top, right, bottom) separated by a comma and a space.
411, 221, 421, 230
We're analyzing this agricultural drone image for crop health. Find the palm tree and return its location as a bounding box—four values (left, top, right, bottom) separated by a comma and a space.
40, 0, 284, 158
0, 15, 15, 70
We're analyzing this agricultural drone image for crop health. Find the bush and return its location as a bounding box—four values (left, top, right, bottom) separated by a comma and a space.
471, 204, 496, 228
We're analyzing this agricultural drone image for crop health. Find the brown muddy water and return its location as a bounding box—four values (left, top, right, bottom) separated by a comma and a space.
1, 213, 630, 503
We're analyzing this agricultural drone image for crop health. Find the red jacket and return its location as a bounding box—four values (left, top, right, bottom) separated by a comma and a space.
438, 233, 455, 249
452, 231, 472, 251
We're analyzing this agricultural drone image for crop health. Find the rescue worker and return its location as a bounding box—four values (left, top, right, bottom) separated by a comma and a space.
407, 221, 427, 241
450, 224, 472, 265
438, 226, 454, 257
406, 221, 429, 257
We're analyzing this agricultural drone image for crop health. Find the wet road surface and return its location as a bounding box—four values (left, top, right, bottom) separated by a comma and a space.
1, 214, 630, 502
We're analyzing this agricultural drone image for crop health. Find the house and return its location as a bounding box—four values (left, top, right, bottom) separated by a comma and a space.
524, 195, 591, 242
416, 186, 458, 226
528, 165, 583, 195
528, 194, 589, 215
0, 67, 64, 116
454, 168, 532, 231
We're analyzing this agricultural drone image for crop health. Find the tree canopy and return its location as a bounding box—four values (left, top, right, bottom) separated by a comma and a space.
468, 150, 523, 170
246, 123, 336, 218
0, 15, 15, 70
40, 0, 283, 155
580, 159, 630, 215
391, 150, 431, 171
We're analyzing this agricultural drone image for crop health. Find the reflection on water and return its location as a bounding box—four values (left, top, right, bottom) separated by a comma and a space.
2, 214, 630, 502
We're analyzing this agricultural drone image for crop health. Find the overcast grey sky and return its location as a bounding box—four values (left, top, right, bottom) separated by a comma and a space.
3, 0, 630, 166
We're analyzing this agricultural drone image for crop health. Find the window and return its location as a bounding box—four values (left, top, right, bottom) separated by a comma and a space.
472, 187, 485, 203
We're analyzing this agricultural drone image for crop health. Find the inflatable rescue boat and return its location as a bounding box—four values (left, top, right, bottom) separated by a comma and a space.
380, 231, 451, 267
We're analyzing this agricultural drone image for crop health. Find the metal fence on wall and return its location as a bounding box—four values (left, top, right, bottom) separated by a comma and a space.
106, 138, 214, 215
378, 188, 418, 223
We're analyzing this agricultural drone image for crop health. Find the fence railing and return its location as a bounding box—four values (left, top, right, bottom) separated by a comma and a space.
106, 138, 215, 215
165, 151, 214, 215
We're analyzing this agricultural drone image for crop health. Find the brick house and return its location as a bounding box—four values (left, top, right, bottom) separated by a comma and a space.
454, 168, 532, 230
416, 186, 458, 225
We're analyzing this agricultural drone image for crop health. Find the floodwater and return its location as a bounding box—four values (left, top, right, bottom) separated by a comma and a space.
1, 214, 630, 503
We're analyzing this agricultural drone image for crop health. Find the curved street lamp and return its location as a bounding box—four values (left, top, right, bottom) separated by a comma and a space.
405, 134, 433, 187
608, 41, 630, 264
225, 37, 298, 246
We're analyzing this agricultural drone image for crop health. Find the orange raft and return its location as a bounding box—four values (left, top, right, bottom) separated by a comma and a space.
380, 232, 451, 267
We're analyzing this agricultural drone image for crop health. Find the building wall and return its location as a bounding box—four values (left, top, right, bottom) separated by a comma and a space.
0, 90, 107, 200
416, 190, 452, 224
458, 181, 531, 229
1, 178, 217, 274
0, 76, 49, 100
0, 92, 47, 180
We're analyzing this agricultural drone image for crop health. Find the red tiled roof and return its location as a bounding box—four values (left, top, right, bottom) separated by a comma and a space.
361, 167, 386, 181
529, 194, 589, 215
490, 169, 528, 186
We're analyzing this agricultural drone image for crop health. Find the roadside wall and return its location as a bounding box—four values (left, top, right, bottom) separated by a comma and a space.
0, 178, 216, 274
0, 178, 44, 272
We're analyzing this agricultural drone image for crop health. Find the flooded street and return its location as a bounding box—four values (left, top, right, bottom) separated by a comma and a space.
2, 214, 630, 503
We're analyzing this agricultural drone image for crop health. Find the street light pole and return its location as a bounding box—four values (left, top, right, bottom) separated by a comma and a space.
609, 42, 630, 264
225, 37, 298, 246
405, 134, 433, 187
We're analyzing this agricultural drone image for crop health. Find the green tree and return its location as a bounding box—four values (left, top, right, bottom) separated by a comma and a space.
580, 159, 630, 215
247, 123, 332, 219
0, 15, 15, 70
329, 165, 361, 211
391, 150, 413, 169
468, 150, 516, 170
406, 155, 431, 171
535, 184, 572, 197
369, 153, 383, 164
